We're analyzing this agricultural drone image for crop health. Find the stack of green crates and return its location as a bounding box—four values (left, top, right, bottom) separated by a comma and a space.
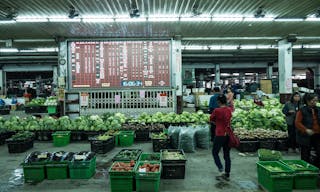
135, 161, 161, 192
257, 161, 294, 192
69, 156, 96, 179
118, 131, 134, 147
47, 106, 57, 114
52, 131, 71, 147
109, 161, 136, 192
280, 160, 319, 190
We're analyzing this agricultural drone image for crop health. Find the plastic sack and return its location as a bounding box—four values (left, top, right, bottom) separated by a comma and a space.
168, 126, 181, 149
195, 124, 210, 149
178, 126, 196, 153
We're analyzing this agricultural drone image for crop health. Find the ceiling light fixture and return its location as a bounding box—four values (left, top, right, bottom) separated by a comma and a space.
211, 17, 243, 21
0, 48, 19, 52
254, 6, 266, 18
49, 16, 81, 22
243, 17, 274, 21
129, 2, 140, 18
116, 17, 146, 22
191, 2, 202, 17
68, 5, 79, 19
148, 16, 179, 22
16, 17, 48, 22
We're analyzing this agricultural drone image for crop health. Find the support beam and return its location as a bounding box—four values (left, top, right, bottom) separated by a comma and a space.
278, 39, 293, 103
215, 64, 221, 86
267, 65, 273, 79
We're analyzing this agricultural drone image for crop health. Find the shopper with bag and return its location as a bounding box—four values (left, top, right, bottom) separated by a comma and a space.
210, 94, 234, 181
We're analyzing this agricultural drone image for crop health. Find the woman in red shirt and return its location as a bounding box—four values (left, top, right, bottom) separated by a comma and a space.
210, 94, 233, 181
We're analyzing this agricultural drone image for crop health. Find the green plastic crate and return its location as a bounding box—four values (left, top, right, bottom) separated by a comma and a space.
69, 156, 96, 179
108, 161, 136, 192
109, 175, 133, 192
138, 153, 161, 162
23, 164, 46, 183
52, 131, 70, 147
280, 160, 319, 189
47, 106, 57, 114
46, 163, 68, 180
135, 161, 161, 192
257, 161, 294, 192
118, 131, 134, 147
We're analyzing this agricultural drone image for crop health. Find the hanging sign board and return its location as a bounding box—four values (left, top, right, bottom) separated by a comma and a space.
58, 88, 65, 101
80, 92, 89, 106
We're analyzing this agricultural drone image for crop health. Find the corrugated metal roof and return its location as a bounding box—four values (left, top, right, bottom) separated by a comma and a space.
0, 0, 319, 46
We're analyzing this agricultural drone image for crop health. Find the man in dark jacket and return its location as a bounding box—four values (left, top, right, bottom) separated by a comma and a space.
295, 93, 320, 168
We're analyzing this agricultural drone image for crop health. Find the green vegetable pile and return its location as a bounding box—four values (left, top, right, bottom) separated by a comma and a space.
161, 150, 186, 160
232, 98, 287, 131
151, 132, 167, 139
26, 98, 46, 106
258, 149, 282, 161
113, 149, 142, 161
10, 131, 34, 141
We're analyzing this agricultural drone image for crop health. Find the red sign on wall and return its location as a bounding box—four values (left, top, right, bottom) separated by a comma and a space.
69, 41, 171, 88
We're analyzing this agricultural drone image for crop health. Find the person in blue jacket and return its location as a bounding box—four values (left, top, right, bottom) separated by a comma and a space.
208, 87, 221, 141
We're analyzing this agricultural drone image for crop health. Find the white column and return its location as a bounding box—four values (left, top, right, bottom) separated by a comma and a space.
172, 39, 182, 96
314, 65, 320, 88
239, 72, 245, 87
267, 65, 273, 79
215, 64, 220, 86
278, 39, 293, 93
58, 41, 68, 89
0, 70, 3, 95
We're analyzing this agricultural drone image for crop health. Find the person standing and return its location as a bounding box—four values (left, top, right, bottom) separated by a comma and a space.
282, 92, 302, 153
295, 93, 320, 168
210, 94, 233, 181
209, 87, 221, 141
226, 87, 234, 111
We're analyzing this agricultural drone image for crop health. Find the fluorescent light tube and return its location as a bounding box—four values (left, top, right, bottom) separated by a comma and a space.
0, 20, 16, 24
244, 17, 274, 22
16, 18, 48, 22
82, 18, 114, 23
49, 17, 81, 22
0, 48, 19, 52
115, 17, 146, 22
211, 17, 243, 21
148, 17, 179, 22
274, 18, 304, 22
36, 48, 58, 52
305, 17, 320, 21
180, 17, 211, 22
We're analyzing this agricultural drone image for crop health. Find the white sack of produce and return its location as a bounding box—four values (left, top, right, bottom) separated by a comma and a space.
168, 126, 181, 149
178, 126, 196, 153
195, 124, 210, 149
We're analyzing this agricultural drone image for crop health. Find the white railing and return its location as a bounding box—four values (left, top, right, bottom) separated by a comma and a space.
80, 89, 176, 116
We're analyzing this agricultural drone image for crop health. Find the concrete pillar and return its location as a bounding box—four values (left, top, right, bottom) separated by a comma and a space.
267, 65, 273, 79
172, 37, 182, 113
0, 70, 3, 95
215, 64, 220, 86
314, 65, 320, 88
278, 39, 293, 103
239, 72, 245, 87
58, 41, 68, 89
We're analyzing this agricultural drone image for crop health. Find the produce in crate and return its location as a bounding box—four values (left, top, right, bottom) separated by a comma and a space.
151, 132, 167, 139
111, 160, 135, 171
264, 165, 286, 172
44, 96, 58, 106
95, 134, 113, 141
113, 149, 141, 160
234, 128, 288, 140
73, 151, 95, 161
24, 151, 51, 164
162, 150, 185, 160
10, 131, 34, 141
26, 98, 45, 106
137, 163, 160, 172
258, 149, 282, 161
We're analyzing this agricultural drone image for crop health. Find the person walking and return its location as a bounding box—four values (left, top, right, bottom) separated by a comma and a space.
208, 87, 221, 141
210, 94, 233, 181
295, 93, 320, 168
282, 92, 302, 153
